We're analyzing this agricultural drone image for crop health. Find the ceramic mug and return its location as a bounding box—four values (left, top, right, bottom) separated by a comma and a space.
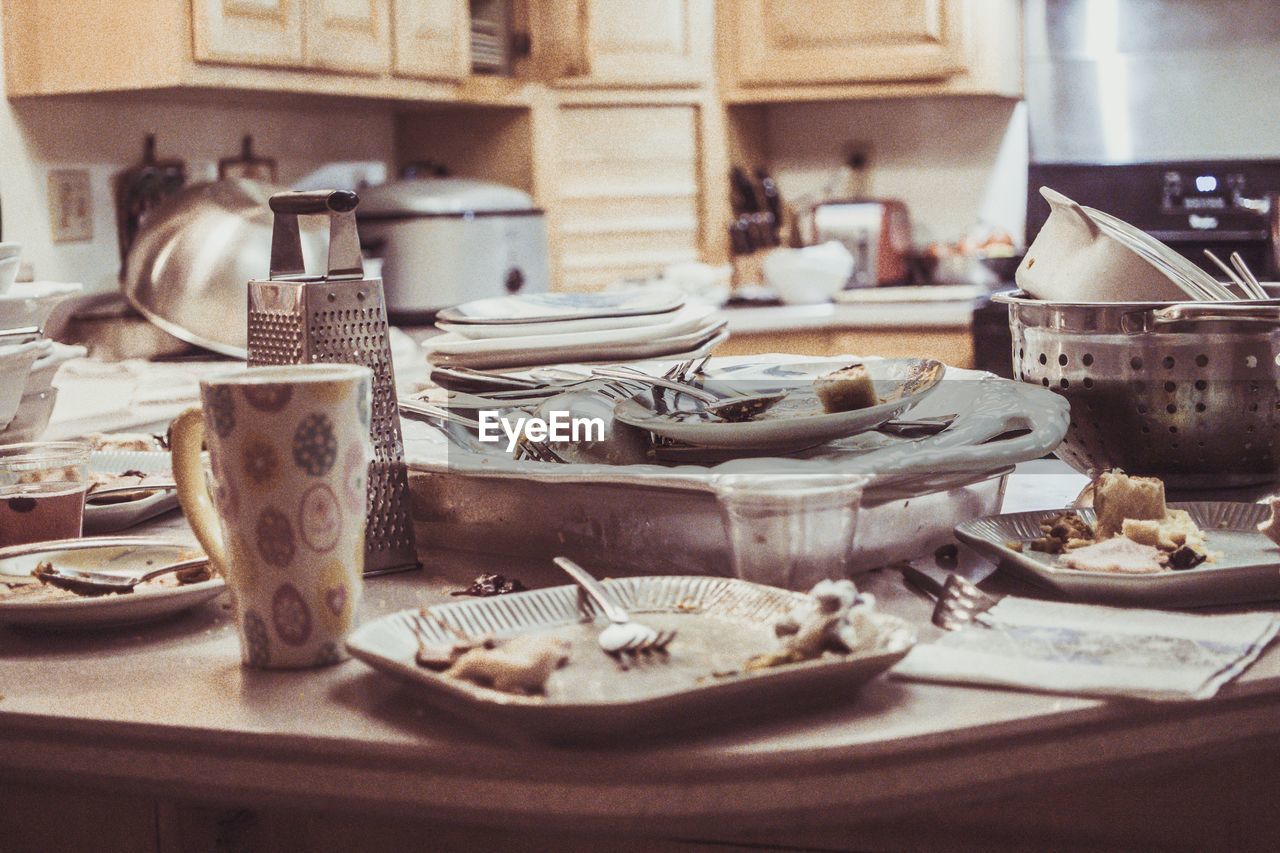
171, 364, 373, 669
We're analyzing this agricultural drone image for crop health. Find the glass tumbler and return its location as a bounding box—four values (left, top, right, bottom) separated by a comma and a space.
0, 441, 92, 548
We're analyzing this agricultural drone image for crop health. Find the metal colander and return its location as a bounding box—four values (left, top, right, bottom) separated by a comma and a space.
997, 292, 1280, 488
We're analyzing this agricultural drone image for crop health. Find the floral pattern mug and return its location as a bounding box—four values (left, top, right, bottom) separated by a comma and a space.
171, 364, 373, 669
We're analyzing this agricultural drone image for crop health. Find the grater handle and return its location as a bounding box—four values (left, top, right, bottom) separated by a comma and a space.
267, 189, 364, 281
269, 189, 358, 215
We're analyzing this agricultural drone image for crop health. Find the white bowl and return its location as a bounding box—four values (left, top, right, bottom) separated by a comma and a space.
0, 281, 84, 331
0, 256, 18, 295
1017, 188, 1187, 303
0, 387, 58, 443
23, 341, 87, 397
0, 339, 47, 430
763, 242, 855, 305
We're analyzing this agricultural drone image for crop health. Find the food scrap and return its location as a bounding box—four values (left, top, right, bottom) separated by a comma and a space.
745, 579, 883, 671
813, 364, 878, 414
1025, 470, 1210, 573
1029, 511, 1094, 554
445, 634, 570, 695
450, 573, 527, 597
1257, 495, 1280, 546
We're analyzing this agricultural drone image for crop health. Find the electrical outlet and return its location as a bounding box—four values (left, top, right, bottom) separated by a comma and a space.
843, 141, 872, 171
48, 169, 93, 243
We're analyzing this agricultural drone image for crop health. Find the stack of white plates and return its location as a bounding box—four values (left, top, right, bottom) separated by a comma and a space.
425, 289, 729, 370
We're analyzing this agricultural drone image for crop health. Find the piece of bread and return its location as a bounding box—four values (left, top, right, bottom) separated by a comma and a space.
813, 364, 878, 414
1122, 509, 1204, 552
1093, 469, 1167, 539
1259, 496, 1280, 546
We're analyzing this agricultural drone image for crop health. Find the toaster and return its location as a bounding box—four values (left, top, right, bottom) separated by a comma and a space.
811, 199, 912, 287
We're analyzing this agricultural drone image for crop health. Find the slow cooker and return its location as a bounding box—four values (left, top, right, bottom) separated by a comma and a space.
356, 177, 550, 324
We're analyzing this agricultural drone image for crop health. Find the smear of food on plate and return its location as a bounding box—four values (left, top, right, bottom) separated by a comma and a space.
0, 558, 212, 602
745, 579, 886, 671
86, 469, 174, 504
1020, 470, 1210, 573
813, 364, 879, 414
86, 432, 163, 452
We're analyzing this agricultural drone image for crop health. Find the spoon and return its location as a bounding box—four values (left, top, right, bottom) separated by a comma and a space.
34, 556, 211, 596
591, 366, 789, 421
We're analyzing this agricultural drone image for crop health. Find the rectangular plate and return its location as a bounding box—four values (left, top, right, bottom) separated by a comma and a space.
956, 502, 1280, 608
346, 575, 914, 742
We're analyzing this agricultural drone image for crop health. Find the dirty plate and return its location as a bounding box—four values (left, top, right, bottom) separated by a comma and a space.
956, 502, 1280, 608
0, 537, 222, 629
84, 450, 179, 534
347, 575, 914, 741
437, 289, 685, 325
613, 358, 945, 451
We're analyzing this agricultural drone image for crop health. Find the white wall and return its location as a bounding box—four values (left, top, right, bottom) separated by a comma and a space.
0, 12, 397, 293
763, 96, 1029, 247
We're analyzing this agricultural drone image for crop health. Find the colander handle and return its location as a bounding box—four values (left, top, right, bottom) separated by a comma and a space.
1145, 303, 1280, 328
267, 189, 364, 282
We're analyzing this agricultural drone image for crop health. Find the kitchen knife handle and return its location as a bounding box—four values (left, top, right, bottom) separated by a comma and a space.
268, 189, 358, 216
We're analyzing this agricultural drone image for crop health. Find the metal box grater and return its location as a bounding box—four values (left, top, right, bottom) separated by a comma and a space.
247, 189, 418, 575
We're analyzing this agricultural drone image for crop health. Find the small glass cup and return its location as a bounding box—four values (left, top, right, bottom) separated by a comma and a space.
713, 472, 870, 590
0, 441, 92, 548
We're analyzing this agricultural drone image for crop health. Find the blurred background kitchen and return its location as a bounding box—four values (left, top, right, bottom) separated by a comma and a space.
2, 0, 1279, 376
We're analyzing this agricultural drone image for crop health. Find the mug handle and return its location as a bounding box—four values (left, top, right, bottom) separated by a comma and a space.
170, 407, 229, 575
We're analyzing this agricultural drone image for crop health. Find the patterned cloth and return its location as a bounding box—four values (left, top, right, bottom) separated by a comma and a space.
892, 597, 1280, 701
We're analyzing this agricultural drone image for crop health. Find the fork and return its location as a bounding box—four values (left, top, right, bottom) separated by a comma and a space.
891, 562, 1000, 630
552, 556, 675, 664
513, 436, 568, 464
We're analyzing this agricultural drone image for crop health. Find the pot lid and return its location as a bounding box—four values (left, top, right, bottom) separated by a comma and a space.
357, 177, 538, 217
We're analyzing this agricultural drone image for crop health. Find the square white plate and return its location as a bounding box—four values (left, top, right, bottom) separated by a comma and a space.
347, 575, 914, 742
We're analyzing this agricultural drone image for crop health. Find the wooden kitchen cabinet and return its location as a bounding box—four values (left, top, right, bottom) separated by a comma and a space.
717, 327, 974, 368
391, 0, 470, 80
3, 0, 468, 100
531, 0, 713, 87
305, 0, 393, 75
550, 103, 704, 291
192, 0, 306, 68
719, 0, 1022, 101
732, 0, 964, 86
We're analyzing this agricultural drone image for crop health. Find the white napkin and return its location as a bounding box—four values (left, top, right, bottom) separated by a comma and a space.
892, 597, 1280, 701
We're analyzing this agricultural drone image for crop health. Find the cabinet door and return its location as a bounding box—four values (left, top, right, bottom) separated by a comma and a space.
553, 105, 702, 291
305, 0, 392, 74
391, 0, 470, 80
580, 0, 711, 85
735, 0, 964, 85
192, 0, 304, 67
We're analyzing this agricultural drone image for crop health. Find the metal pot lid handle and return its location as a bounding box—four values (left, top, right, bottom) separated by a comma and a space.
267, 189, 364, 281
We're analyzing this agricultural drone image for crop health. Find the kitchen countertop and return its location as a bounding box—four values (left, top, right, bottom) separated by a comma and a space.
716, 299, 977, 335
5, 460, 1280, 847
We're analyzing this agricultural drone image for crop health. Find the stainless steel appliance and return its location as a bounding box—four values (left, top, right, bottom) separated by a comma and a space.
811, 199, 911, 287
356, 177, 549, 324
122, 178, 326, 358
1024, 0, 1280, 279
247, 189, 418, 576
